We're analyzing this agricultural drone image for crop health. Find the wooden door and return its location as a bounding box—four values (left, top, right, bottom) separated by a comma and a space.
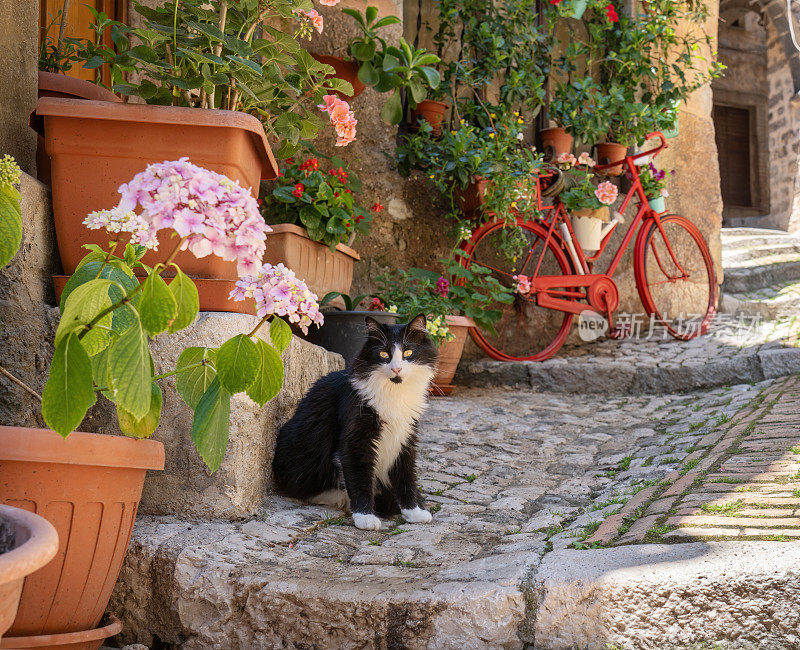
39, 0, 124, 82
713, 104, 753, 208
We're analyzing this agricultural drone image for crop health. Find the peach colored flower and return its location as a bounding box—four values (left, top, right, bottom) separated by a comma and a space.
577, 152, 596, 167
295, 8, 323, 33
556, 152, 577, 167
595, 181, 618, 205
318, 94, 357, 146
318, 0, 341, 4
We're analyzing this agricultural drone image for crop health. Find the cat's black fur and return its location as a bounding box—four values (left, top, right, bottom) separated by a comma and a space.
272, 315, 438, 525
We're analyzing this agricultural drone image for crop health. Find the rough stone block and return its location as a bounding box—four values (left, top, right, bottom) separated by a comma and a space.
759, 347, 800, 379
0, 173, 59, 428
84, 312, 344, 519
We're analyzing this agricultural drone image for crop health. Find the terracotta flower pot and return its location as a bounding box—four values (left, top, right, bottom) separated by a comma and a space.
409, 100, 449, 136
540, 127, 573, 160
34, 71, 123, 186
263, 224, 360, 301
310, 54, 365, 99
431, 315, 475, 395
593, 142, 628, 177
35, 97, 279, 280
455, 177, 490, 215
0, 506, 58, 642
0, 427, 164, 649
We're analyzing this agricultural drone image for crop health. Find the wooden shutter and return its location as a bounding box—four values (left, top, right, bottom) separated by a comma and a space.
713, 104, 753, 208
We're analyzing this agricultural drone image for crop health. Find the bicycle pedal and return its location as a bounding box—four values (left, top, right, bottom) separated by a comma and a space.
608, 325, 631, 339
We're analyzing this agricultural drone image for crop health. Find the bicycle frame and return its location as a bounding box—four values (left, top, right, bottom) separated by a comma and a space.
522, 132, 688, 318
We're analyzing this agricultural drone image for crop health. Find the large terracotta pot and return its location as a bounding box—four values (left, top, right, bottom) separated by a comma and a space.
455, 177, 490, 215
0, 427, 164, 650
540, 127, 573, 160
593, 142, 628, 177
35, 97, 278, 279
431, 315, 475, 395
0, 506, 58, 642
34, 72, 123, 186
263, 224, 359, 301
310, 54, 365, 99
409, 100, 449, 136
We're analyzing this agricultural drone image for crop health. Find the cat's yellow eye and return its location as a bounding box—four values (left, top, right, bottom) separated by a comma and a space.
403, 349, 413, 358
379, 351, 390, 359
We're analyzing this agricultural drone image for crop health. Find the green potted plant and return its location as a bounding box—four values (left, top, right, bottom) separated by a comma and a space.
637, 162, 671, 213
373, 259, 513, 393
36, 0, 356, 311
261, 153, 383, 302
302, 293, 401, 364
556, 152, 622, 252
0, 157, 322, 647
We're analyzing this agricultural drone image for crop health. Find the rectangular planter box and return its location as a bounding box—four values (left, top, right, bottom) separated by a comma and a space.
36, 97, 278, 278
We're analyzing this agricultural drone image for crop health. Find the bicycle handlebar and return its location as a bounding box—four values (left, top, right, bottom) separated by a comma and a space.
593, 131, 668, 172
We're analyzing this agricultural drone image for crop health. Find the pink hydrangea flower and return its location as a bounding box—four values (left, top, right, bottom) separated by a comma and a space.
230, 263, 323, 334
85, 158, 271, 277
595, 181, 619, 206
295, 8, 324, 33
318, 94, 357, 146
514, 274, 532, 295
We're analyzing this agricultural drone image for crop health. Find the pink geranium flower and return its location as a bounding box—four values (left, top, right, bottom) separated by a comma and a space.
318, 94, 357, 146
318, 0, 341, 5
85, 158, 270, 277
514, 274, 532, 295
595, 180, 618, 205
577, 152, 596, 167
294, 8, 324, 33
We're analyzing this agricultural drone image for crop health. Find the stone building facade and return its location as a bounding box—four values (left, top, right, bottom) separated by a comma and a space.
714, 0, 800, 232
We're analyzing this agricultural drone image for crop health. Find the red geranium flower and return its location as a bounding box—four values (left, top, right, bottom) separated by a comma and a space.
371, 202, 384, 212
550, 0, 562, 4
344, 220, 351, 228
292, 183, 304, 198
368, 297, 385, 311
285, 157, 294, 164
606, 2, 618, 21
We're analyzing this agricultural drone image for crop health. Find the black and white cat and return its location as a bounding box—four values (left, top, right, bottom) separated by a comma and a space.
272, 314, 438, 530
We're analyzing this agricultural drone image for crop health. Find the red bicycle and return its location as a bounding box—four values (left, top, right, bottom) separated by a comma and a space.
459, 131, 718, 361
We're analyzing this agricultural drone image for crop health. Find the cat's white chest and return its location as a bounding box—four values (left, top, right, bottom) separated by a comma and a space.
373, 419, 414, 484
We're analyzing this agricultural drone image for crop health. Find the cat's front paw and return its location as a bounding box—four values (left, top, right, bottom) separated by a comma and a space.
401, 507, 433, 524
352, 512, 382, 530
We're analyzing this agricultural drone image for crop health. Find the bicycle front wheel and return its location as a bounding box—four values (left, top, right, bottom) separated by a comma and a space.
634, 214, 717, 339
462, 218, 575, 361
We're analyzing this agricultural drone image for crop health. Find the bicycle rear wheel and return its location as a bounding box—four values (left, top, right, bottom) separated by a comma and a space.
462, 218, 575, 361
634, 214, 717, 339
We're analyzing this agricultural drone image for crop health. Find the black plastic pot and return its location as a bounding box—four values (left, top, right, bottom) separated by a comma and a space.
304, 311, 401, 367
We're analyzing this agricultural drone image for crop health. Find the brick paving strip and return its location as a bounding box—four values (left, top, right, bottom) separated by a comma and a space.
586, 374, 800, 545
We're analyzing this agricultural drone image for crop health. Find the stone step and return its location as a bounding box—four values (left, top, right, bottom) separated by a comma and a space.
721, 254, 800, 294
455, 345, 800, 394
533, 542, 800, 647
720, 280, 800, 319
721, 241, 800, 265
720, 227, 796, 248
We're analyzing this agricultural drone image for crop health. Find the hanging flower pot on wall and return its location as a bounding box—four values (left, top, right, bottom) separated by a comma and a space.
540, 127, 573, 160
455, 177, 490, 214
593, 142, 627, 176
309, 54, 365, 99
409, 100, 449, 136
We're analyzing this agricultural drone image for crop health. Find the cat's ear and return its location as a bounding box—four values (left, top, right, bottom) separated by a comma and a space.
364, 316, 386, 339
406, 314, 427, 335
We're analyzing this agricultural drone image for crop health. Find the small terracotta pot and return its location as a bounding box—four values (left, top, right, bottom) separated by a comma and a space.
34, 72, 122, 186
593, 142, 628, 177
431, 315, 475, 395
409, 100, 449, 136
455, 177, 490, 214
310, 54, 365, 99
0, 506, 58, 642
263, 224, 359, 301
0, 427, 164, 646
540, 127, 573, 160
35, 97, 279, 278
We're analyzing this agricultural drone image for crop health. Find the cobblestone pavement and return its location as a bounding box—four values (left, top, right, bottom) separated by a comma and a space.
584, 374, 800, 545
116, 379, 781, 646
